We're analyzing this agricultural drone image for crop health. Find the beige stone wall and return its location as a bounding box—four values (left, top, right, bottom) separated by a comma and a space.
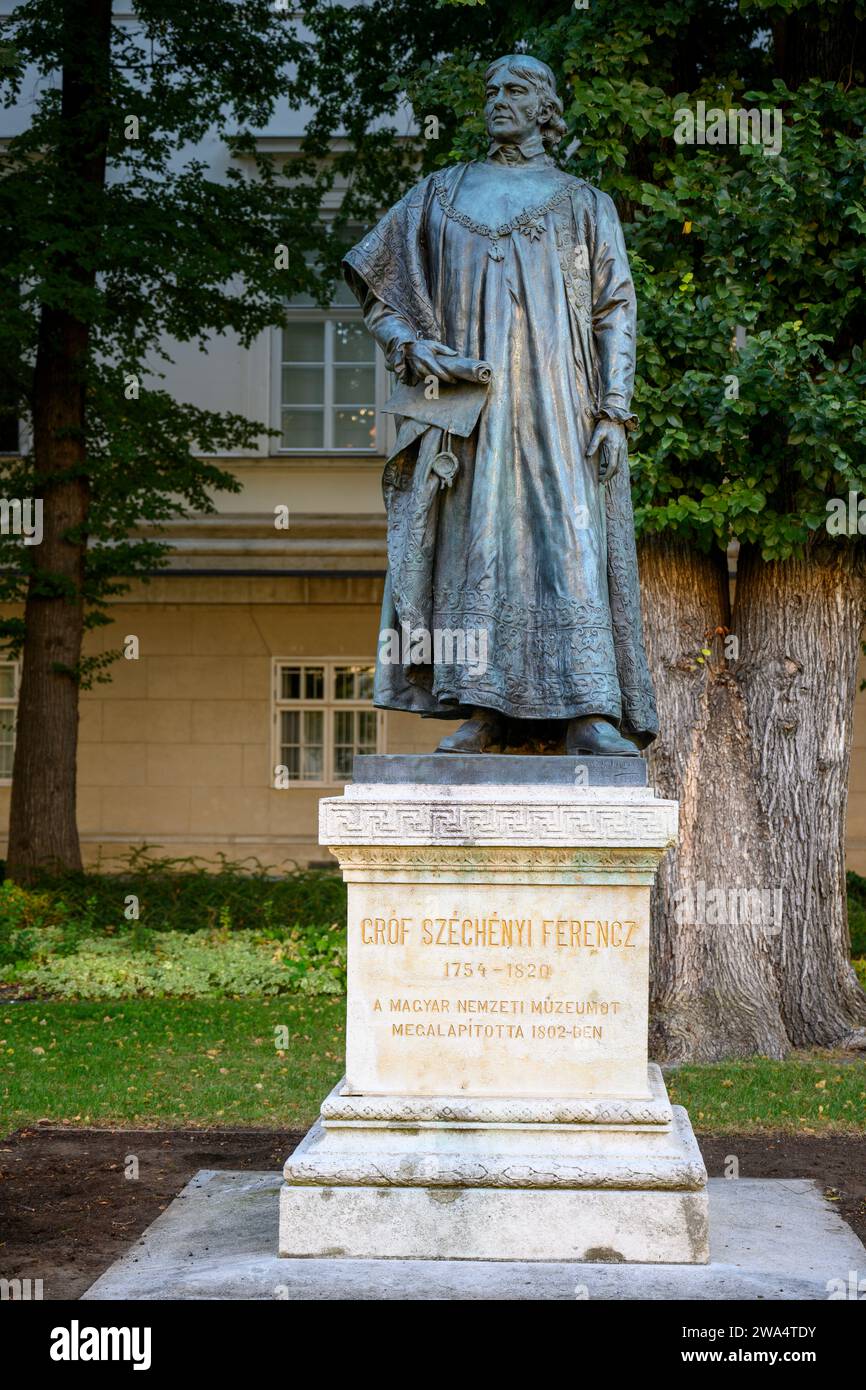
0, 575, 458, 870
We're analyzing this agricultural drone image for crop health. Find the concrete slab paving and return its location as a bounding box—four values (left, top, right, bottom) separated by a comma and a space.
81, 1170, 866, 1301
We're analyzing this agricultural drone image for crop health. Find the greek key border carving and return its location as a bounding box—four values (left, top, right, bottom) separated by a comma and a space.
320, 798, 677, 849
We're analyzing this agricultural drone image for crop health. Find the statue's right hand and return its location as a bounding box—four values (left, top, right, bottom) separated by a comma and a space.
404, 339, 458, 384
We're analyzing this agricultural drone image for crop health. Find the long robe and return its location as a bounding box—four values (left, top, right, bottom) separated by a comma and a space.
343, 156, 658, 745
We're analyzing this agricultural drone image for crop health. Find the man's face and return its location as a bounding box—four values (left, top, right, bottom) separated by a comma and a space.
484, 66, 545, 145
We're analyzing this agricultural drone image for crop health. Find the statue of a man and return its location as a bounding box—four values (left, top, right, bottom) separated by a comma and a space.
343, 54, 658, 756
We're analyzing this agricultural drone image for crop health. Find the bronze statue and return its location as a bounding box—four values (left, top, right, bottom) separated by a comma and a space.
344, 55, 658, 756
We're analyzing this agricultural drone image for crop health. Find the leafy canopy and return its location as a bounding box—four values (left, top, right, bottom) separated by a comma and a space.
0, 0, 351, 659
312, 0, 866, 559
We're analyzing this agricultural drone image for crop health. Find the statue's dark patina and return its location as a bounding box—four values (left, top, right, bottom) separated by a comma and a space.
344, 55, 658, 756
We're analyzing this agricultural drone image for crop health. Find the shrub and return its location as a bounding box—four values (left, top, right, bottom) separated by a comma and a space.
0, 859, 349, 999
24, 850, 347, 936
0, 925, 347, 1000
0, 881, 69, 965
846, 871, 866, 958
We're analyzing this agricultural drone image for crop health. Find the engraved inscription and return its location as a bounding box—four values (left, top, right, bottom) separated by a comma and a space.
345, 883, 652, 1097
359, 915, 640, 950
354, 911, 637, 1055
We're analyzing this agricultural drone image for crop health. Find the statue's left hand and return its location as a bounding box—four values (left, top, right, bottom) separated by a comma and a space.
587, 418, 626, 484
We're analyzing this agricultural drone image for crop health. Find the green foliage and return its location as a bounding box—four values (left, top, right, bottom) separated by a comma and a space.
393, 0, 866, 560
21, 851, 347, 936
0, 860, 348, 997
846, 869, 866, 956
0, 881, 65, 965
0, 0, 360, 651
1, 927, 346, 1001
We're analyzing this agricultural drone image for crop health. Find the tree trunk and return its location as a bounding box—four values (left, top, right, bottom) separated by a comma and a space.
639, 535, 790, 1060
7, 308, 90, 878
735, 541, 866, 1046
6, 0, 112, 881
772, 1, 863, 88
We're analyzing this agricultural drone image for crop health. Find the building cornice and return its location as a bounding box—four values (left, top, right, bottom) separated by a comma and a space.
130, 512, 387, 573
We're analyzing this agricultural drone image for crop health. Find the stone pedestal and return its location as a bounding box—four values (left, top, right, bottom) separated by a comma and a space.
279, 754, 709, 1264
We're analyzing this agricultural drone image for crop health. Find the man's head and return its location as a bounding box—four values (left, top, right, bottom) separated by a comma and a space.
483, 55, 566, 150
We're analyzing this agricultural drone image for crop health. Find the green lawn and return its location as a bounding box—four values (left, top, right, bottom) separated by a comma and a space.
668, 1056, 866, 1133
2, 997, 865, 1135
0, 997, 344, 1133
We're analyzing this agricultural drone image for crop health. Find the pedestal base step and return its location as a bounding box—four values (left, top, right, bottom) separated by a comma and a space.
279, 1182, 708, 1263
280, 1072, 709, 1263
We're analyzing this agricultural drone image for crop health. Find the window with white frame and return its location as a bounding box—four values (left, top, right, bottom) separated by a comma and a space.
0, 660, 19, 779
273, 659, 382, 784
274, 241, 390, 454
278, 312, 383, 453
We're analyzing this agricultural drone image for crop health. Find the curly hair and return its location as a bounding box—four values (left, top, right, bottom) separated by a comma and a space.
484, 54, 568, 151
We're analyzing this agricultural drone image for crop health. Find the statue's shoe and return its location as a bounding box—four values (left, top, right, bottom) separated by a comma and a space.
437, 709, 505, 754
566, 716, 639, 757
